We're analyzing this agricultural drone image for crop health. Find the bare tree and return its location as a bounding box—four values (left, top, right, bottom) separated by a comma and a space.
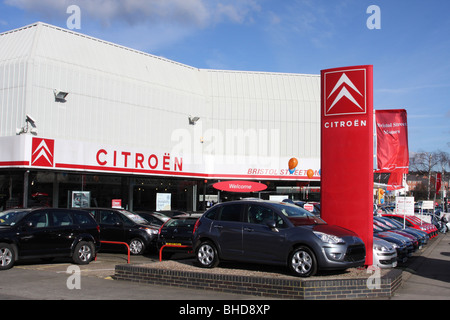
409, 151, 440, 199
434, 151, 450, 172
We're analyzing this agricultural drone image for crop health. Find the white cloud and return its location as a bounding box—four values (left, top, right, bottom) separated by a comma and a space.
5, 0, 258, 28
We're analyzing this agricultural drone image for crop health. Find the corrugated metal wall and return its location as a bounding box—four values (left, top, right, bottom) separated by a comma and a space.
0, 22, 320, 160
202, 70, 320, 158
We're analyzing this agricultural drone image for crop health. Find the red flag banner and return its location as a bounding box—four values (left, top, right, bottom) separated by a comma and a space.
436, 173, 442, 195
387, 171, 405, 191
375, 109, 409, 173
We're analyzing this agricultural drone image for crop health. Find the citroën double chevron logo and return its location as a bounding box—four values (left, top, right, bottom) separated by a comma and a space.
31, 138, 55, 167
324, 68, 367, 117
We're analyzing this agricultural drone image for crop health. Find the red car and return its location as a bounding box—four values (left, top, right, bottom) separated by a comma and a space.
382, 214, 438, 239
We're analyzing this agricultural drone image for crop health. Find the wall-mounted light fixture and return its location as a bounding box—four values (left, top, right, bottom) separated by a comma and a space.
54, 89, 69, 102
189, 116, 200, 125
16, 114, 38, 136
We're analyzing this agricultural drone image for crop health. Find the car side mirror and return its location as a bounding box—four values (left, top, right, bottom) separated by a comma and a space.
266, 220, 279, 232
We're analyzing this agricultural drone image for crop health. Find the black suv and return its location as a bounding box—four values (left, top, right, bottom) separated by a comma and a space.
0, 208, 100, 270
193, 200, 366, 277
85, 208, 159, 255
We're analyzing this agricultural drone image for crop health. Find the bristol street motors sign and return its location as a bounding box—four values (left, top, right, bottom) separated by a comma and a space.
320, 65, 374, 266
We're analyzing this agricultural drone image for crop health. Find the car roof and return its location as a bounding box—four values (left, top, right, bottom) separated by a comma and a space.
170, 213, 203, 219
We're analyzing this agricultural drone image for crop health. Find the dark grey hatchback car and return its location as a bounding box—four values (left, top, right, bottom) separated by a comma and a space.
192, 200, 366, 277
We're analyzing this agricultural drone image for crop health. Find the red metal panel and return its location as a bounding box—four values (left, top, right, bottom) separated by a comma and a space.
320, 65, 374, 265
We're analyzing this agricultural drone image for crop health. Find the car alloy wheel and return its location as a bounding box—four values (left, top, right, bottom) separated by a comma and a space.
129, 238, 145, 255
0, 245, 14, 270
73, 241, 94, 265
196, 241, 219, 268
289, 246, 317, 277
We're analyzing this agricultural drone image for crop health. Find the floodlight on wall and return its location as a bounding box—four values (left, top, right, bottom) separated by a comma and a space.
54, 89, 69, 102
16, 114, 38, 136
189, 116, 200, 125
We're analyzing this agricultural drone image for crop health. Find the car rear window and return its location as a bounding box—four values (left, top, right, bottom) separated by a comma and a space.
53, 210, 74, 226
218, 204, 243, 222
74, 211, 95, 225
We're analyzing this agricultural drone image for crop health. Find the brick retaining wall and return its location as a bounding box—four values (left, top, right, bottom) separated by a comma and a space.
114, 264, 402, 300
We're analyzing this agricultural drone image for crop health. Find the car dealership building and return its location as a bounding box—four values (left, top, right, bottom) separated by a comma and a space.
0, 22, 321, 212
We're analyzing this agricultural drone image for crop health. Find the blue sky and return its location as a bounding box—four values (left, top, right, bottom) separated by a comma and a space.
1, 0, 449, 155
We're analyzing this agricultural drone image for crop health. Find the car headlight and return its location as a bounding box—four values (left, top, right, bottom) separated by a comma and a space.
373, 244, 390, 252
313, 231, 345, 244
141, 227, 158, 235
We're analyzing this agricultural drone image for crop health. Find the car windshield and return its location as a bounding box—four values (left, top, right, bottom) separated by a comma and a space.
166, 218, 198, 228
120, 210, 149, 224
0, 210, 29, 226
373, 224, 384, 232
272, 203, 326, 225
374, 219, 391, 230
380, 218, 401, 229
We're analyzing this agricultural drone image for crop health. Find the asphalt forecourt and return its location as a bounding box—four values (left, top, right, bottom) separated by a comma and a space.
2, 233, 445, 301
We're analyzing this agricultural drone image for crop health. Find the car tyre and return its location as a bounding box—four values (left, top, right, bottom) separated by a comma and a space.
288, 246, 317, 277
129, 238, 145, 255
195, 241, 219, 268
0, 243, 15, 270
72, 241, 94, 265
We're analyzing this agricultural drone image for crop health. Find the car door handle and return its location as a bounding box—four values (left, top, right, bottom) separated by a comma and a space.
244, 227, 254, 232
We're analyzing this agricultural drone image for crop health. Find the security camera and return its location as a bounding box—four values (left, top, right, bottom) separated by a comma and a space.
26, 114, 36, 127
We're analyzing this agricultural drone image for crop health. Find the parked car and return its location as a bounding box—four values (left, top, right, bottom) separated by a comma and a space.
84, 208, 159, 255
373, 237, 397, 268
135, 211, 170, 227
157, 214, 202, 255
373, 224, 410, 263
0, 208, 100, 270
382, 214, 438, 239
192, 200, 366, 277
373, 217, 419, 251
377, 216, 428, 247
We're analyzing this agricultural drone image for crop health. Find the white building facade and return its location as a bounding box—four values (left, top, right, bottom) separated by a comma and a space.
0, 22, 321, 211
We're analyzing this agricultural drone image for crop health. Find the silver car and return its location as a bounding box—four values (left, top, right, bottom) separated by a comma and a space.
373, 237, 397, 268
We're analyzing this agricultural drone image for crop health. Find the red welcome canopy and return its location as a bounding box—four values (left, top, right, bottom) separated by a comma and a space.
212, 181, 267, 193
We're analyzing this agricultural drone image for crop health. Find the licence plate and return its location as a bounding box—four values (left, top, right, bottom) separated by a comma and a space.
166, 243, 182, 246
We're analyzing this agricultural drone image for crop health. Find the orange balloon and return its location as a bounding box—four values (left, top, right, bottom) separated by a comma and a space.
288, 158, 298, 170
307, 169, 314, 179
